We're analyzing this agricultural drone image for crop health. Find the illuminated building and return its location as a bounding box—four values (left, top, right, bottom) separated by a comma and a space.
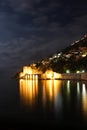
19, 66, 62, 80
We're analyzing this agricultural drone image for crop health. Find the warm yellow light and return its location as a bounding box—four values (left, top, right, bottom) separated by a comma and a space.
42, 70, 62, 79
35, 75, 38, 80
19, 65, 42, 79
82, 54, 86, 57
54, 72, 62, 79
20, 72, 24, 78
20, 66, 62, 80
42, 80, 62, 102
45, 70, 54, 79
19, 79, 38, 106
23, 66, 32, 74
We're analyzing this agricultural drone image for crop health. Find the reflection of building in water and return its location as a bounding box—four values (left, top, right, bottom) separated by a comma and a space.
82, 83, 87, 116
19, 79, 38, 106
19, 78, 62, 113
42, 80, 62, 109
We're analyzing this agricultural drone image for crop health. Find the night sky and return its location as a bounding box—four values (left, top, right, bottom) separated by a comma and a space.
0, 0, 87, 73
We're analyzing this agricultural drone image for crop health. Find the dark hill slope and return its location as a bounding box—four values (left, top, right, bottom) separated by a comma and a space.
36, 34, 87, 73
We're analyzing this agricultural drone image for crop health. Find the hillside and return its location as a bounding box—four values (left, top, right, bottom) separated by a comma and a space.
36, 34, 87, 73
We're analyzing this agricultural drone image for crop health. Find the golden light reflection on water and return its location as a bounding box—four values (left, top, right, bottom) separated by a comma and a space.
19, 79, 38, 106
42, 80, 62, 107
19, 78, 87, 118
19, 79, 62, 108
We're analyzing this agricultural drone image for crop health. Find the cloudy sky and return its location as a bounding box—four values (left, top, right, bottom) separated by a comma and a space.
0, 0, 87, 73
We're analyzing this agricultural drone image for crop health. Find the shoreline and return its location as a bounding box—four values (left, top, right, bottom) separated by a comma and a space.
16, 73, 87, 81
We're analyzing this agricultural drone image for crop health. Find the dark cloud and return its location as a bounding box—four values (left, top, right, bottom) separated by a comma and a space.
0, 0, 87, 72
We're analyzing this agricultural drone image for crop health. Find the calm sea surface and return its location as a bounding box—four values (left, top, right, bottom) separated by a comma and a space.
0, 72, 87, 128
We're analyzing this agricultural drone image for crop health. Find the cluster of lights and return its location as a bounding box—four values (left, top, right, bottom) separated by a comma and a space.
66, 69, 85, 74
76, 70, 85, 73
20, 66, 62, 80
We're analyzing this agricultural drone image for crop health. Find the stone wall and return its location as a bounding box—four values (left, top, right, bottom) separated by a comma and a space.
81, 73, 87, 80
61, 73, 87, 80
61, 73, 81, 80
